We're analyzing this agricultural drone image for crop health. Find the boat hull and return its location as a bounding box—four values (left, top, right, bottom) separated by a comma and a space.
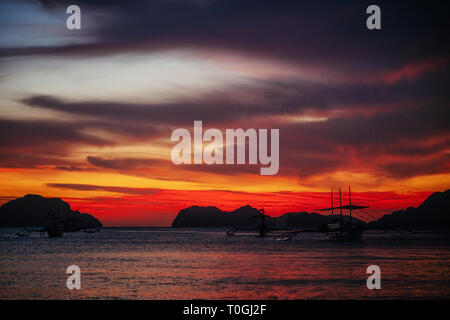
326, 228, 362, 241
45, 227, 64, 238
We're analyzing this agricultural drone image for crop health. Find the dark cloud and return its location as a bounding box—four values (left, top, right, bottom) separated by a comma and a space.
3, 0, 448, 77
0, 153, 66, 169
55, 165, 94, 171
272, 103, 450, 178
86, 155, 262, 177
281, 105, 449, 148
87, 156, 163, 170
0, 118, 107, 169
0, 117, 160, 169
21, 66, 449, 127
46, 183, 157, 195
13, 83, 450, 179
0, 118, 111, 156
381, 155, 450, 178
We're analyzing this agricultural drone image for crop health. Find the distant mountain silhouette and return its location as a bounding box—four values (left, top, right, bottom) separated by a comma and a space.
172, 189, 450, 229
0, 194, 102, 229
171, 205, 364, 229
172, 205, 260, 228
368, 189, 450, 229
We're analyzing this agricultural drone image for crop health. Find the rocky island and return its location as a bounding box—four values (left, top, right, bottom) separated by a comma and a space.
0, 194, 102, 230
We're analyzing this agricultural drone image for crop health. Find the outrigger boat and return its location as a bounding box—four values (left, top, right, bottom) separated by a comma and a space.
226, 209, 274, 237
317, 186, 368, 242
15, 210, 101, 238
225, 186, 369, 242
16, 210, 63, 238
225, 208, 317, 240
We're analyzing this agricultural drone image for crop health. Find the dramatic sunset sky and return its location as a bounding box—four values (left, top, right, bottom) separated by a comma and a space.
0, 0, 448, 226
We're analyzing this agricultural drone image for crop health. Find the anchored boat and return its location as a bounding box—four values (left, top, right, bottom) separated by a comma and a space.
317, 186, 368, 242
225, 186, 369, 241
16, 210, 101, 238
44, 210, 64, 237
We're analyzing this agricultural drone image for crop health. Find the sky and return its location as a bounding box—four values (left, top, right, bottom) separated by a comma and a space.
0, 0, 449, 226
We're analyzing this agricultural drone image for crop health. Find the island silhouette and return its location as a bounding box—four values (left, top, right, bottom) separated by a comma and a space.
172, 190, 450, 230
0, 194, 102, 230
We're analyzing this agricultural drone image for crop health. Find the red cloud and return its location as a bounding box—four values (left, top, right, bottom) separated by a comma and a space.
381, 57, 448, 84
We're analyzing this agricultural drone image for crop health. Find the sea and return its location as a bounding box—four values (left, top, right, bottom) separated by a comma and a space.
0, 227, 449, 299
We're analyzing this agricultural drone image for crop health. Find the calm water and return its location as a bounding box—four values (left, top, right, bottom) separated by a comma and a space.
0, 227, 449, 299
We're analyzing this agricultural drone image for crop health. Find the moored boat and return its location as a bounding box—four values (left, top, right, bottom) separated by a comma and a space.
318, 186, 368, 242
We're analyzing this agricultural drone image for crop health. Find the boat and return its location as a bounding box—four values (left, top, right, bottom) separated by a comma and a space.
44, 210, 64, 238
224, 186, 369, 241
81, 227, 101, 234
317, 186, 368, 242
16, 229, 33, 237
15, 210, 102, 238
225, 209, 277, 238
382, 225, 415, 237
253, 209, 271, 237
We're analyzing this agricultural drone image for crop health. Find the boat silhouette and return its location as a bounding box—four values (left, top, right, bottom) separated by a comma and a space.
43, 210, 64, 237
225, 186, 369, 241
317, 186, 367, 241
16, 209, 100, 238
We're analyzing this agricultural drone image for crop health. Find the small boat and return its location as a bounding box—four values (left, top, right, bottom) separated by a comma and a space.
383, 225, 415, 237
44, 210, 64, 238
16, 229, 33, 237
273, 230, 302, 241
226, 227, 238, 236
253, 209, 271, 237
322, 219, 364, 241
82, 227, 101, 234
225, 209, 277, 237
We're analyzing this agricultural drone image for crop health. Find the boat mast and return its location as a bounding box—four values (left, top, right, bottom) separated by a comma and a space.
339, 187, 342, 218
331, 188, 333, 220
349, 185, 352, 223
